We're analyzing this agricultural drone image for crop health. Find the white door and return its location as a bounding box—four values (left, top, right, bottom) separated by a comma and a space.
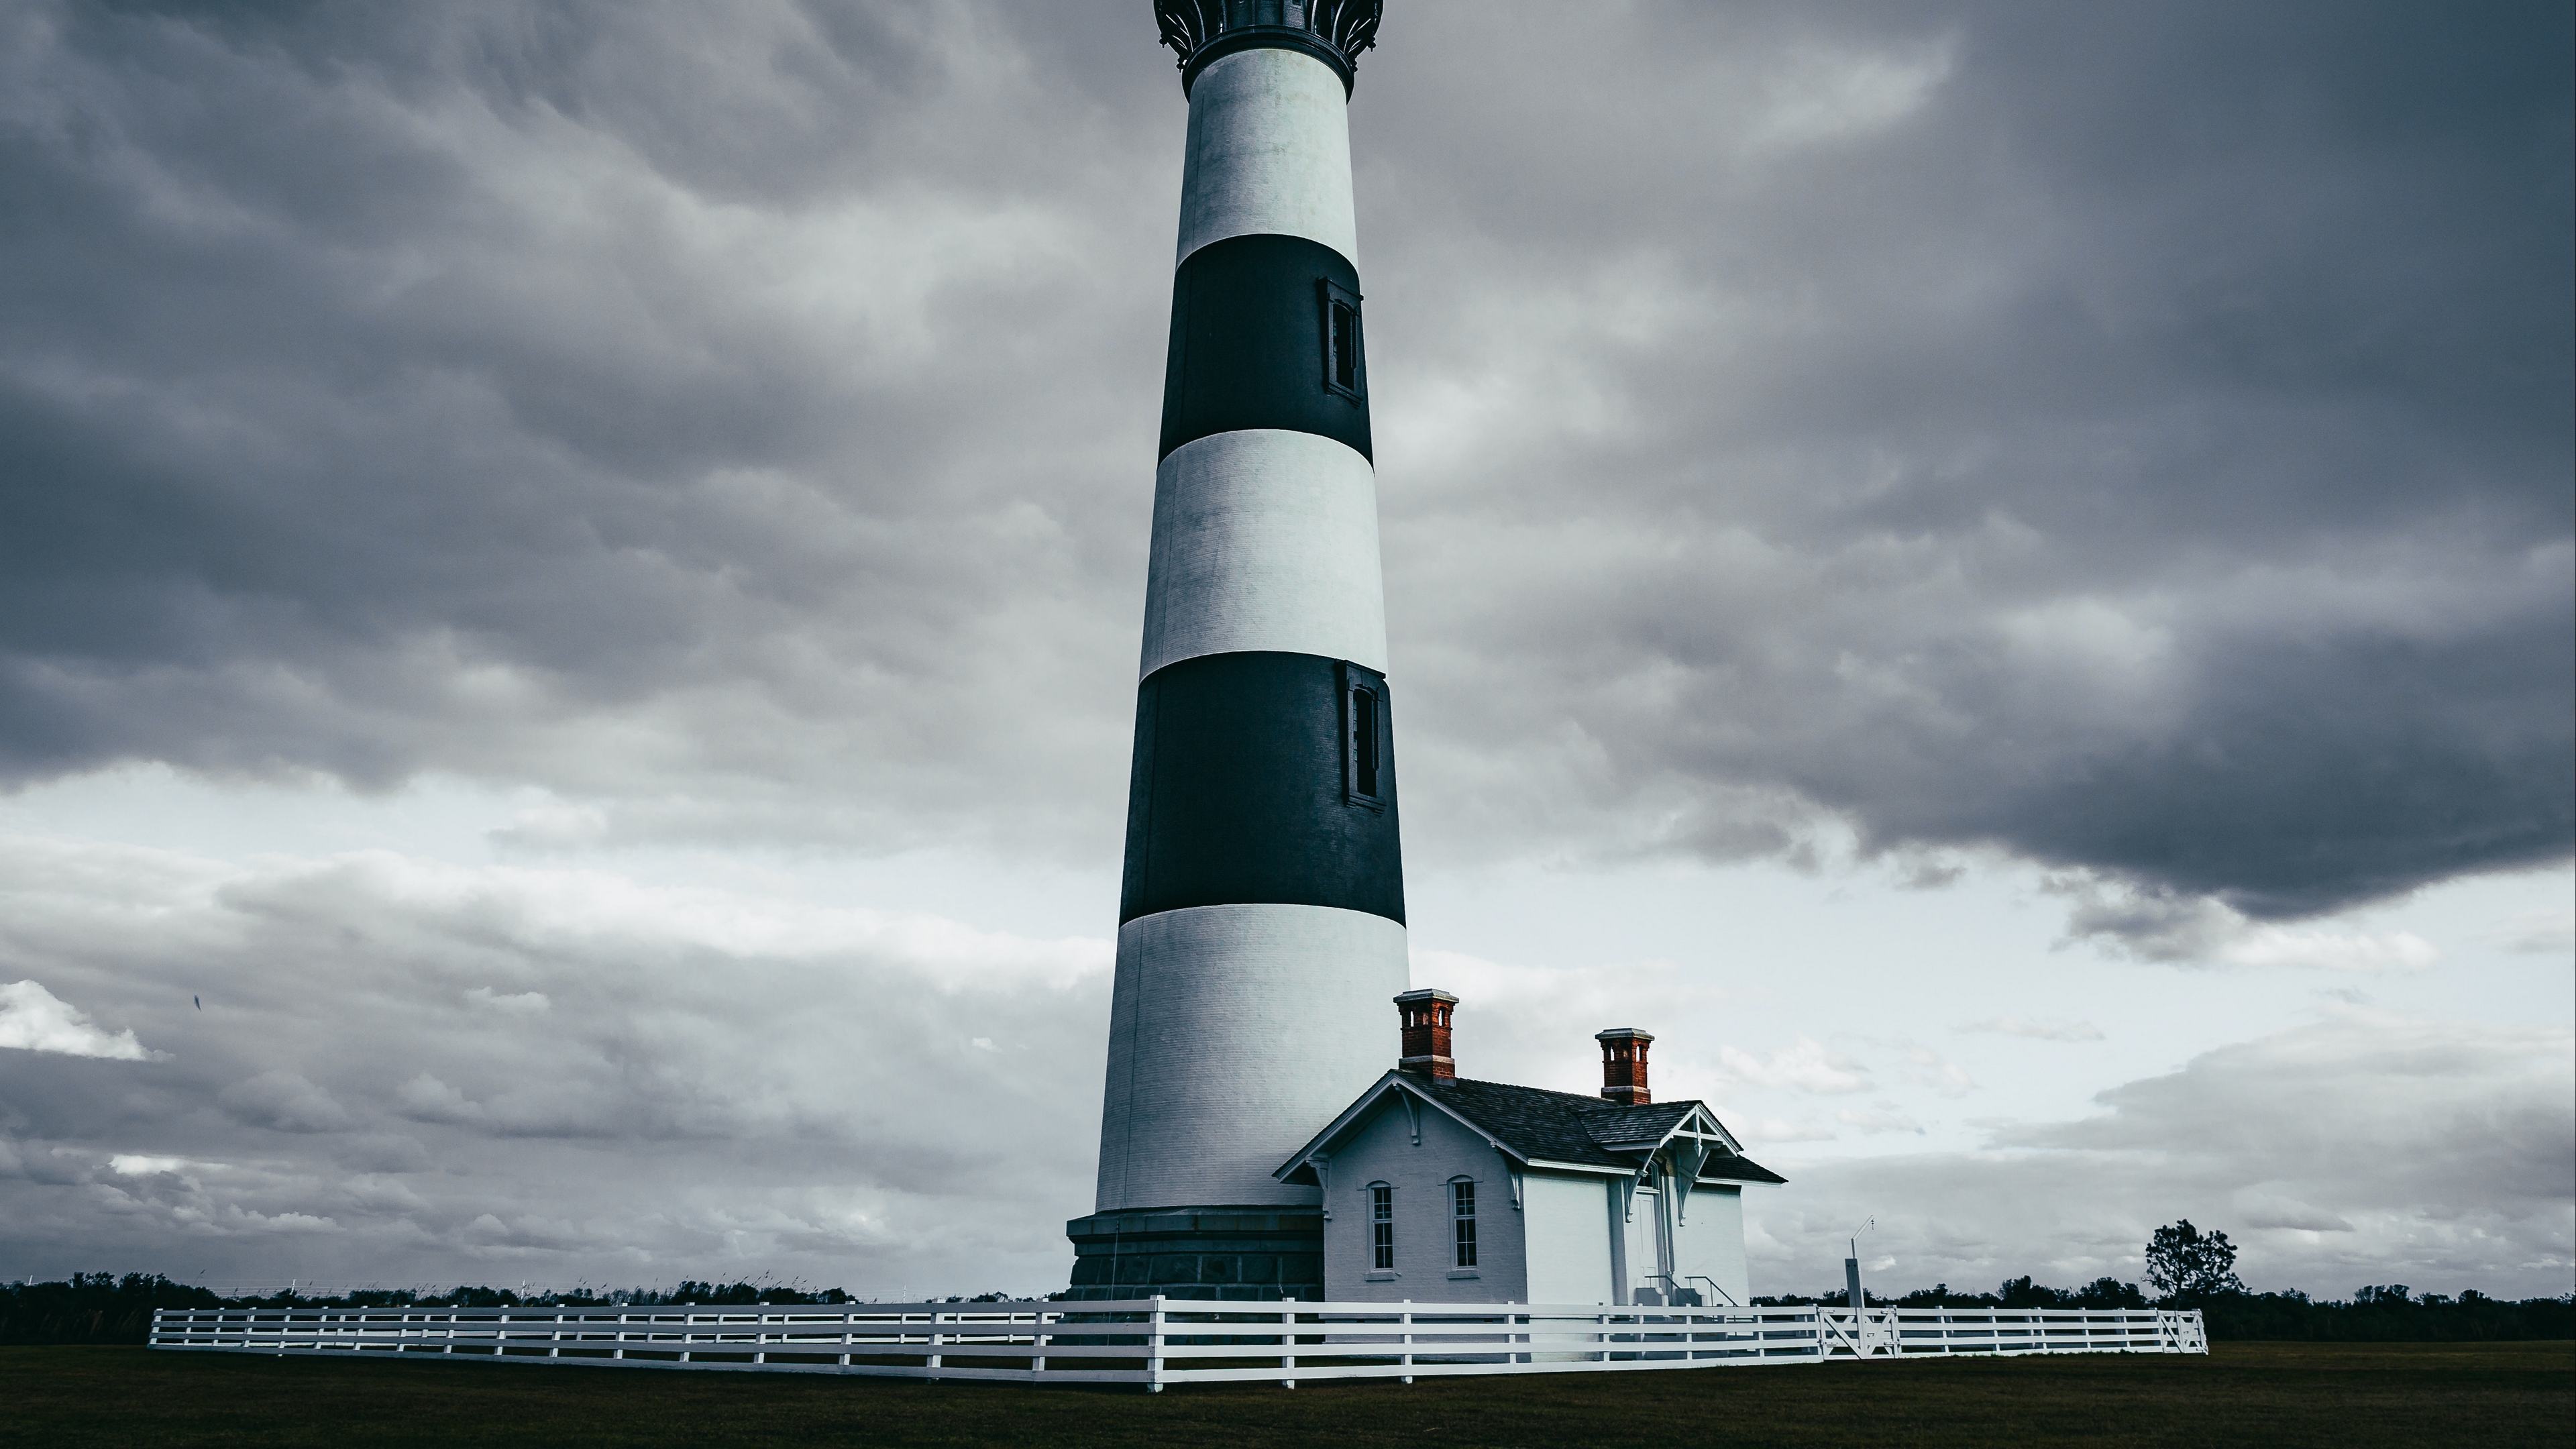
1626, 1187, 1664, 1301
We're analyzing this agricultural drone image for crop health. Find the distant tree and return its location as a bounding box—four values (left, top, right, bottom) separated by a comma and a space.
2145, 1220, 2244, 1299
443, 1285, 521, 1307
1995, 1275, 2056, 1308
2075, 1277, 2149, 1309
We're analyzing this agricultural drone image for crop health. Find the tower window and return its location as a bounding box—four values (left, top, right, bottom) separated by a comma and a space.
1321, 279, 1364, 400
1342, 665, 1386, 808
1352, 686, 1379, 797
1452, 1179, 1478, 1267
1371, 1183, 1394, 1270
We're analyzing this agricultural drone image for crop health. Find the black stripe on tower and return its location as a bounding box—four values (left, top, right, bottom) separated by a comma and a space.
1161, 233, 1371, 462
1122, 651, 1404, 926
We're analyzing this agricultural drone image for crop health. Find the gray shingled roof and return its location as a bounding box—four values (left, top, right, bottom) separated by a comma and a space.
1695, 1154, 1787, 1185
1421, 1077, 1784, 1185
1421, 1078, 1631, 1166
1583, 1102, 1697, 1146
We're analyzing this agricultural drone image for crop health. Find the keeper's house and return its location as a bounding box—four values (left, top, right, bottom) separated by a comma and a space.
1274, 990, 1785, 1307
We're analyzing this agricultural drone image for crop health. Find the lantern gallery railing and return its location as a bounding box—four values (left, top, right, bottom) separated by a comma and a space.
152, 1299, 2206, 1389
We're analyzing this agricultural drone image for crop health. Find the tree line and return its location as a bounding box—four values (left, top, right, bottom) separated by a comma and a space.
0, 1273, 1026, 1346
1749, 1220, 2573, 1343
1752, 1279, 2575, 1343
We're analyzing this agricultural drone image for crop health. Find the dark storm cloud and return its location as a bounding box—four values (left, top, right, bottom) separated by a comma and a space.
1360, 1, 2573, 921
0, 0, 1173, 846
0, 2, 2567, 925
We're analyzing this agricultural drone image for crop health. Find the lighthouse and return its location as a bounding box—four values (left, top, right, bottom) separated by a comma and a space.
1067, 1, 1399, 1303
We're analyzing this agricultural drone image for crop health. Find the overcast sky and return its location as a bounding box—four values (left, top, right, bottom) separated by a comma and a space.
1, 0, 2569, 1302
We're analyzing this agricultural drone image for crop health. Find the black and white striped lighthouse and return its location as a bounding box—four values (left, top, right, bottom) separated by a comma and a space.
1066, 1, 1397, 1303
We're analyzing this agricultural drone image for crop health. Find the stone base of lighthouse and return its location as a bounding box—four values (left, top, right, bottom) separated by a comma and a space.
1061, 1209, 1324, 1302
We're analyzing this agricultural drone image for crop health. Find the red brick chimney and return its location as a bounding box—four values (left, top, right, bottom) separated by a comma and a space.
1596, 1028, 1654, 1105
1395, 989, 1458, 1083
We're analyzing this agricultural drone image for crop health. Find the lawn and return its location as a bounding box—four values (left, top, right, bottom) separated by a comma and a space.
5, 1341, 2566, 1448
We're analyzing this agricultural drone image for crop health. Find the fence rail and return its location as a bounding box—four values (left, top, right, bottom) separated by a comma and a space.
150, 1299, 2203, 1389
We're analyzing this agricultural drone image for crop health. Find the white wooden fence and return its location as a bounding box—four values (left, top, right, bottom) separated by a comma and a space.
151, 1299, 2204, 1389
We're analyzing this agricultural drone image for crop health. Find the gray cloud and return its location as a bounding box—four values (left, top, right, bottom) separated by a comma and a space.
217, 1071, 354, 1133
0, 834, 1109, 1291
11, 832, 2559, 1299
1364, 2, 2573, 924
1752, 1010, 2575, 1297
0, 0, 2566, 930
0, 0, 1165, 859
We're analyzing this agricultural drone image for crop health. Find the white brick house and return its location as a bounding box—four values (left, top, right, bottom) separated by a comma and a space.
1273, 991, 1784, 1306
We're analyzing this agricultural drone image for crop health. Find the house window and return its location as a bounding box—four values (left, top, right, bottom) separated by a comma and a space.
1321, 279, 1364, 401
1452, 1179, 1478, 1268
1343, 664, 1386, 808
1371, 1183, 1394, 1269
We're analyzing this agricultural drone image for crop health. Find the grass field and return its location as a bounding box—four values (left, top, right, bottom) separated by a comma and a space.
5, 1341, 2567, 1448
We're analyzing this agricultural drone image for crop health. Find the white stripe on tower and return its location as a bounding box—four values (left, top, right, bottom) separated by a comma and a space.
1140, 428, 1387, 678
1089, 3, 1403, 1252
1096, 903, 1409, 1212
1176, 46, 1360, 266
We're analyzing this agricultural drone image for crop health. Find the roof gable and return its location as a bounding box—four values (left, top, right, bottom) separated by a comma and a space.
1585, 1100, 1743, 1155
1273, 1071, 1527, 1183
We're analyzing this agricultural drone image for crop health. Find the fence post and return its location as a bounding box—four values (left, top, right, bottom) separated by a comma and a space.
1400, 1303, 1414, 1384
1146, 1296, 1166, 1393
1279, 1303, 1297, 1389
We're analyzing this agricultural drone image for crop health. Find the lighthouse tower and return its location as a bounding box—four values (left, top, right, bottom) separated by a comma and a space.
1067, 1, 1399, 1303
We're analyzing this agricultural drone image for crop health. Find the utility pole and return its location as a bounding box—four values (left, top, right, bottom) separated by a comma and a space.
1844, 1216, 1875, 1354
